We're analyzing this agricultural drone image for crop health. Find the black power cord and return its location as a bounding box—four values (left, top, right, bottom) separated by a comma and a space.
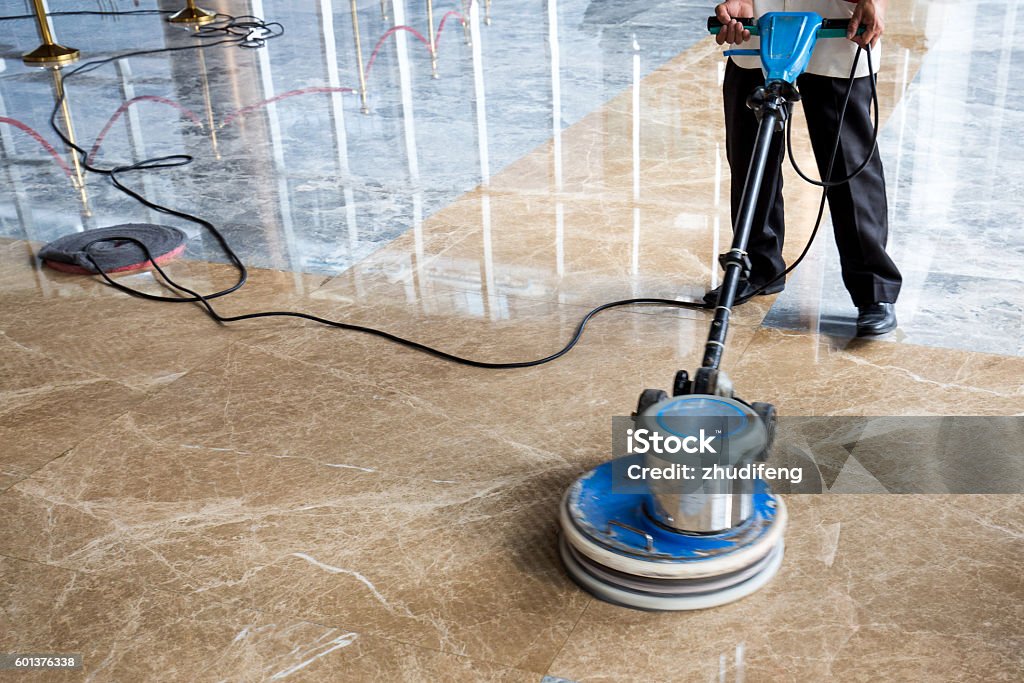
0, 9, 174, 21
48, 14, 284, 305
41, 13, 878, 369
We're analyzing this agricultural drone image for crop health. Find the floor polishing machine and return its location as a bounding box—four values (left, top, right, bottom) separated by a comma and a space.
558, 13, 865, 610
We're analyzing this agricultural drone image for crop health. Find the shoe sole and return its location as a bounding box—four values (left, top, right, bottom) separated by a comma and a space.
856, 319, 897, 337
703, 284, 785, 306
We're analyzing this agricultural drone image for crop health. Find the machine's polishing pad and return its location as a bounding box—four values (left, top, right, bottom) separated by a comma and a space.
559, 454, 787, 611
39, 223, 187, 275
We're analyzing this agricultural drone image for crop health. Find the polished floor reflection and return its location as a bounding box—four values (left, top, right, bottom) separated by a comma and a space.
1, 1, 1022, 681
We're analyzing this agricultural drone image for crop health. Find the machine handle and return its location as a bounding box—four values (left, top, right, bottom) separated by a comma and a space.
707, 16, 755, 34
706, 16, 865, 38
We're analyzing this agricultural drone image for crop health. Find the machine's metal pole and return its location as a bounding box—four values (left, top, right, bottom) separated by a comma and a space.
22, 0, 80, 65
701, 98, 783, 371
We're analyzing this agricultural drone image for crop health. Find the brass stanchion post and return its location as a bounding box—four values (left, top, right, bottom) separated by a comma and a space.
168, 0, 216, 25
350, 0, 370, 114
485, 0, 492, 26
22, 0, 79, 66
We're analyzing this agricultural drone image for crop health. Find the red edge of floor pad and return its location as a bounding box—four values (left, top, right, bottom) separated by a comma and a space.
43, 242, 187, 275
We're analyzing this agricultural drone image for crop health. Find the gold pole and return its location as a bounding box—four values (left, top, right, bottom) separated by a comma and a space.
485, 0, 492, 26
50, 70, 91, 216
350, 0, 370, 114
168, 0, 216, 25
426, 0, 439, 78
22, 0, 79, 66
196, 48, 220, 159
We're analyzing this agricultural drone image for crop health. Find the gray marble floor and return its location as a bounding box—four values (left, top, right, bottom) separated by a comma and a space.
2, 0, 1022, 360
0, 0, 711, 273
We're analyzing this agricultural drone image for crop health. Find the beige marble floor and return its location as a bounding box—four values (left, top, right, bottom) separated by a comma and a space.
2, 3, 1022, 682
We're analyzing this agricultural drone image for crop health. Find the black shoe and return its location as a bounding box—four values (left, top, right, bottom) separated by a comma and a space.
703, 279, 785, 306
856, 302, 897, 336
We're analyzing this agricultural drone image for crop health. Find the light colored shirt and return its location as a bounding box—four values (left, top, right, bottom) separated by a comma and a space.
727, 0, 881, 78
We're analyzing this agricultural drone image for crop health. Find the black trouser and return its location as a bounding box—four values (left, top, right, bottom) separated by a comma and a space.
723, 59, 902, 306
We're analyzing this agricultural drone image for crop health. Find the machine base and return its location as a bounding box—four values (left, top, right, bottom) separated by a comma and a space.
560, 535, 784, 611
558, 454, 787, 611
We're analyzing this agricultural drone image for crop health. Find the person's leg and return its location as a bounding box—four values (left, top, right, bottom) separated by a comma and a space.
722, 58, 787, 286
796, 71, 902, 308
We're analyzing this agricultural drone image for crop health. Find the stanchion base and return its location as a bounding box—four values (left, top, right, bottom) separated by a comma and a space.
167, 6, 216, 24
22, 43, 80, 66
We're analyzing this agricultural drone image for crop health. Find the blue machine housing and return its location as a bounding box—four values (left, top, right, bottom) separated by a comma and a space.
565, 454, 781, 562
759, 12, 823, 84
723, 12, 825, 85
761, 11, 823, 84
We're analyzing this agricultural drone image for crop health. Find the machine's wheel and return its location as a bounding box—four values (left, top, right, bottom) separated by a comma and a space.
636, 389, 668, 415
751, 401, 777, 458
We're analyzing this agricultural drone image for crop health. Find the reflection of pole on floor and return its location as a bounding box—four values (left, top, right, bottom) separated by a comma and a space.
115, 60, 160, 224
549, 0, 564, 281
350, 0, 371, 113
50, 70, 91, 219
22, 0, 79, 66
196, 48, 221, 159
630, 35, 640, 279
461, 1, 472, 46
469, 0, 496, 318
381, 0, 390, 22
393, 0, 425, 288
426, 0, 439, 78
168, 0, 216, 25
250, 0, 303, 278
320, 0, 360, 263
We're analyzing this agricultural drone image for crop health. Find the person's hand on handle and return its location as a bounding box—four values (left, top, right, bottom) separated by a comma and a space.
714, 1, 755, 46
848, 0, 887, 49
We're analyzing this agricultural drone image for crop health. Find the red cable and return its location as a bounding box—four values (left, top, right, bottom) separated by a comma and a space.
435, 10, 467, 49
0, 116, 75, 179
86, 95, 204, 164
219, 86, 355, 128
82, 1, 480, 160
365, 24, 432, 76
